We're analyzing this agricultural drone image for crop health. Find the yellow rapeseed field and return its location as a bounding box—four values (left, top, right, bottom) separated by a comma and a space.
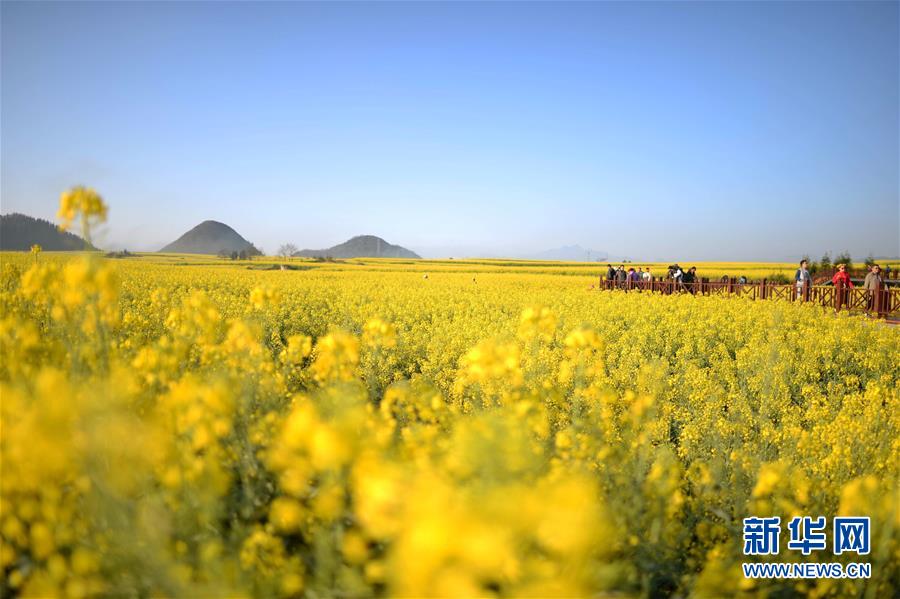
142, 254, 900, 282
1, 202, 897, 598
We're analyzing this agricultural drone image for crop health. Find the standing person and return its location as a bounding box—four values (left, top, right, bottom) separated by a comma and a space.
615, 265, 627, 287
672, 264, 685, 291
832, 264, 854, 288
885, 265, 892, 279
832, 263, 853, 311
682, 266, 697, 293
794, 259, 812, 300
864, 264, 883, 313
607, 264, 616, 282
642, 267, 652, 282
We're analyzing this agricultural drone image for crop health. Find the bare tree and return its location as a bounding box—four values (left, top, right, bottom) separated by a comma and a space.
278, 243, 298, 259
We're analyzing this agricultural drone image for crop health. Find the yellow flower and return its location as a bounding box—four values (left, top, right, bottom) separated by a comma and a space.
363, 317, 397, 348
280, 334, 312, 364
310, 331, 359, 383
269, 497, 305, 532
57, 185, 107, 244
249, 285, 280, 310
2, 208, 898, 599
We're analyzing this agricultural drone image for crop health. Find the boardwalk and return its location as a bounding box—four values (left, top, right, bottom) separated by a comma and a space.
598, 277, 900, 319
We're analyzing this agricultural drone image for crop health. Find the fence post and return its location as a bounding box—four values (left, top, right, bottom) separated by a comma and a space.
874, 280, 884, 318
760, 278, 767, 300
802, 279, 809, 302
834, 279, 843, 312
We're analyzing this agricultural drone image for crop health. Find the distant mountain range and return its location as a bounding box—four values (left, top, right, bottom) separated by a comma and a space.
2, 213, 604, 262
159, 220, 261, 255
0, 213, 97, 251
294, 235, 420, 259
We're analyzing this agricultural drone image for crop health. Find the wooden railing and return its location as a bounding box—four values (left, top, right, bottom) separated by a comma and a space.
597, 277, 900, 319
811, 267, 869, 285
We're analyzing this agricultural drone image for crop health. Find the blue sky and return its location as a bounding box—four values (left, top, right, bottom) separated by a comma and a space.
2, 1, 898, 260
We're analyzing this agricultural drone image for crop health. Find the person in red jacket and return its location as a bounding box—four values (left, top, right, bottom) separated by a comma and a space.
832, 264, 854, 288
831, 263, 854, 312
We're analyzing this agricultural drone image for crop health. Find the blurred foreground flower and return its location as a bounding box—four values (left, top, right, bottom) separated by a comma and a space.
57, 185, 107, 246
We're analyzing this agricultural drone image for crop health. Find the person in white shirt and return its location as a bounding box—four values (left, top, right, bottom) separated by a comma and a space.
672, 265, 685, 291
642, 267, 652, 282
794, 259, 811, 299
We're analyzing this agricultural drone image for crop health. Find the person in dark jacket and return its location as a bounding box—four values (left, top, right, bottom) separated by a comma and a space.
606, 265, 616, 281
682, 266, 697, 293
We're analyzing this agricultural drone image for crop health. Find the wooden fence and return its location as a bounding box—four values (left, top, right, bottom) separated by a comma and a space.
598, 277, 900, 319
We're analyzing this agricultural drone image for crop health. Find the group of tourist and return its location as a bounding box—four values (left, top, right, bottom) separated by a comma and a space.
602, 259, 893, 299
794, 259, 889, 292
604, 263, 700, 291
605, 264, 653, 284
794, 259, 890, 312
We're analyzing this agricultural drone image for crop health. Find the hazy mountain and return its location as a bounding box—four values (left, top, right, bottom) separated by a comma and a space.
0, 213, 97, 251
294, 235, 420, 259
160, 220, 261, 255
531, 245, 607, 262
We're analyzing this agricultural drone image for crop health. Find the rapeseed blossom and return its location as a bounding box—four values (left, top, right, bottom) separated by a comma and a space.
0, 239, 897, 598
57, 186, 108, 246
